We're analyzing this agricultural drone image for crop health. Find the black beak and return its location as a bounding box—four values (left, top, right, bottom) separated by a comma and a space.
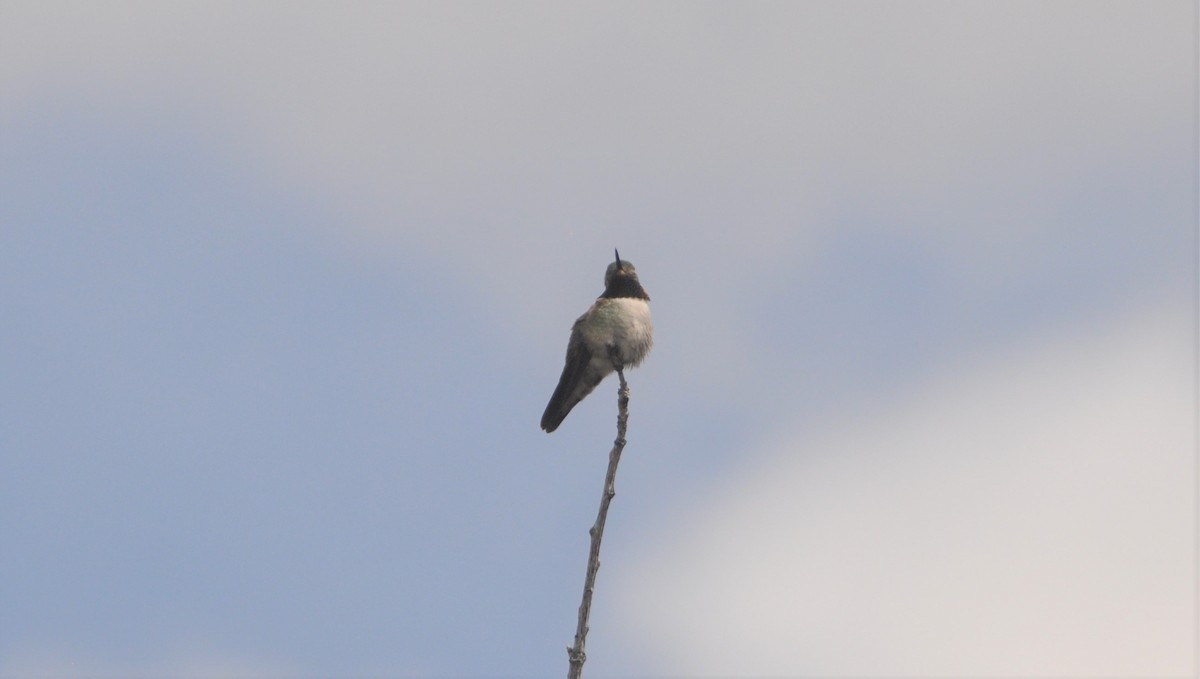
614, 248, 623, 270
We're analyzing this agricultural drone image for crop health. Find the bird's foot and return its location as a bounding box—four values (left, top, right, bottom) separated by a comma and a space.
605, 344, 625, 371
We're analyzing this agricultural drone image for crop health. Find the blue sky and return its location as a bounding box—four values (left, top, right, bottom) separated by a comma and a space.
1, 2, 1195, 677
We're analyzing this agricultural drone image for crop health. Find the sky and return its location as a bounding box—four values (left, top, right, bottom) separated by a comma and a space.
0, 2, 1196, 677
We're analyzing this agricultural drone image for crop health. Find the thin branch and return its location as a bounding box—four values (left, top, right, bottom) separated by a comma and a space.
566, 364, 630, 679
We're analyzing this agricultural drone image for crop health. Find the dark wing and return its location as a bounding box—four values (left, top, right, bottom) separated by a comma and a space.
540, 320, 594, 433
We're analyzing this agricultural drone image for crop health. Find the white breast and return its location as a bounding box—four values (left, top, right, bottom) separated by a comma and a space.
582, 297, 654, 367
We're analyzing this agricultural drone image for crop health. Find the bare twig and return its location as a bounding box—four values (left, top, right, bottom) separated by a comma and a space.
566, 364, 630, 679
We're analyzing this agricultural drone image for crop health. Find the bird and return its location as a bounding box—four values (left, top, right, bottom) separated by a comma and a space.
541, 249, 654, 433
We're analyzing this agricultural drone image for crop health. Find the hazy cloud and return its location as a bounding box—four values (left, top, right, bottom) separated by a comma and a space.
617, 301, 1194, 675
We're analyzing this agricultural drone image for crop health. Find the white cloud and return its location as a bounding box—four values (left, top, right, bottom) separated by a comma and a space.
1, 3, 1189, 261
616, 301, 1195, 676
1, 4, 1190, 380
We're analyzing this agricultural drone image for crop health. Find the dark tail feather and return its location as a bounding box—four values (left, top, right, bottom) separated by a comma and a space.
540, 400, 569, 433
541, 368, 607, 432
541, 363, 583, 432
542, 344, 598, 433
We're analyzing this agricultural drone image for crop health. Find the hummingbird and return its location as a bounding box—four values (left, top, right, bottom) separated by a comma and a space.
541, 249, 654, 433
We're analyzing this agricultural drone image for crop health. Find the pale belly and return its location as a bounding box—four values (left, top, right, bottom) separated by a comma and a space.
580, 297, 654, 367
